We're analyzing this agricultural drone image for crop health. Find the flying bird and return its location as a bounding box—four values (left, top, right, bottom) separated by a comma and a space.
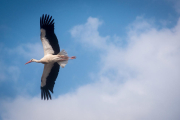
25, 14, 76, 100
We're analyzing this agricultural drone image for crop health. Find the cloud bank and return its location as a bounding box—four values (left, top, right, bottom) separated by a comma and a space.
1, 17, 180, 120
9, 43, 44, 60
0, 42, 43, 82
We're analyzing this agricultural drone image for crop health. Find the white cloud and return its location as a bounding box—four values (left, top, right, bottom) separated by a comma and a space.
0, 44, 21, 82
169, 0, 180, 14
0, 61, 7, 81
0, 42, 43, 82
1, 17, 180, 120
8, 42, 44, 60
0, 63, 20, 82
70, 17, 109, 50
7, 66, 20, 82
0, 60, 20, 82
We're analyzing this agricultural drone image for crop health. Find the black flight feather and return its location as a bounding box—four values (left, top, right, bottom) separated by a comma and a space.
40, 14, 60, 100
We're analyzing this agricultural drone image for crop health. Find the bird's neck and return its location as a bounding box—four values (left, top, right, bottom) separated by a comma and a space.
32, 59, 41, 63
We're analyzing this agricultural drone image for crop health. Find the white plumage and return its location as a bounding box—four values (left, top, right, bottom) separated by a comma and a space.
25, 14, 76, 100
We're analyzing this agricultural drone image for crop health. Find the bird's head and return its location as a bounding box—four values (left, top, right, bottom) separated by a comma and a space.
25, 59, 34, 65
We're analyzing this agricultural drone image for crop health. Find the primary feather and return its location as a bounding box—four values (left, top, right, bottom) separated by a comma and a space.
40, 14, 60, 100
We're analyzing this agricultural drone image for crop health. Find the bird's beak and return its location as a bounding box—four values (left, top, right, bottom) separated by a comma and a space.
25, 60, 32, 65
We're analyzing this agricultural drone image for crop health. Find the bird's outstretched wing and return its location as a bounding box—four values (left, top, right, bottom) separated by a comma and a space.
40, 14, 60, 55
40, 14, 60, 100
41, 63, 60, 100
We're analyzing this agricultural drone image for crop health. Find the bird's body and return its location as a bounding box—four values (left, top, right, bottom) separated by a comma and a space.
30, 54, 72, 64
25, 14, 76, 100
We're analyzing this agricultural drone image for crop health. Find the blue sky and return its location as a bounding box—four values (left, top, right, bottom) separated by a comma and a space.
0, 0, 180, 120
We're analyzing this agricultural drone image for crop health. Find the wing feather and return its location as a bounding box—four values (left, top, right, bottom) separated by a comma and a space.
40, 14, 60, 55
41, 63, 60, 100
40, 14, 60, 100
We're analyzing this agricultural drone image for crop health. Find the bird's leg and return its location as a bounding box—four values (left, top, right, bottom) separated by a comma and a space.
69, 56, 76, 59
59, 56, 69, 60
58, 56, 76, 61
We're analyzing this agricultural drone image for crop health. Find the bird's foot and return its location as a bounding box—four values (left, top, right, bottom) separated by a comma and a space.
69, 56, 76, 59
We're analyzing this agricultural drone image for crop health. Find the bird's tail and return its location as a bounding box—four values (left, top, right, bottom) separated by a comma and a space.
58, 49, 68, 56
57, 49, 68, 68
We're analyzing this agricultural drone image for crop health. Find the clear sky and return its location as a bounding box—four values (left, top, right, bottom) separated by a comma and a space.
0, 0, 180, 120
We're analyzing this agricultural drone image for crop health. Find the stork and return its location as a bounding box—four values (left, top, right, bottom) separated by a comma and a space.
25, 14, 76, 100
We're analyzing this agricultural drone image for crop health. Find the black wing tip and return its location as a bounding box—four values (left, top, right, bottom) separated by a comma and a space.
41, 87, 52, 100
40, 14, 54, 29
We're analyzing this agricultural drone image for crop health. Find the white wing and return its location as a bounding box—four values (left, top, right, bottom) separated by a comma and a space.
40, 14, 60, 100
40, 29, 54, 55
40, 14, 60, 56
41, 63, 54, 87
41, 63, 60, 100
